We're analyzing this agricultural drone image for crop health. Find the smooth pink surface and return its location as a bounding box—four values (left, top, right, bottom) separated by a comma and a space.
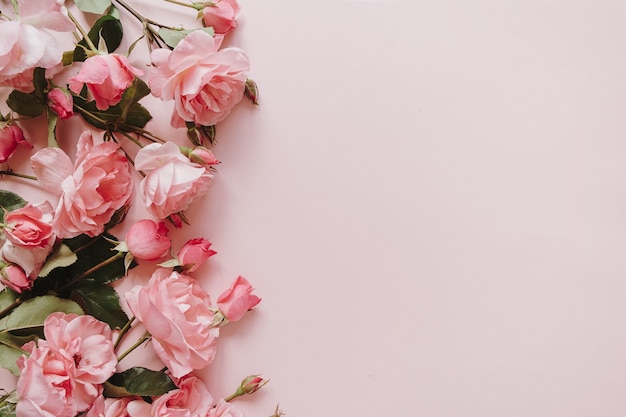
3, 0, 626, 415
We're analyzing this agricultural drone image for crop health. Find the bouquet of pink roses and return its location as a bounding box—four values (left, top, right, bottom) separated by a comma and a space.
0, 0, 277, 416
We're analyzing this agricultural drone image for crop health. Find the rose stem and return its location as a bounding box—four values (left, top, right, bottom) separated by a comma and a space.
67, 10, 99, 54
0, 171, 37, 181
114, 316, 136, 350
117, 332, 151, 362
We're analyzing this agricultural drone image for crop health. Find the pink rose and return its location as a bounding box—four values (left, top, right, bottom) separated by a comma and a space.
1, 201, 55, 278
43, 313, 117, 387
69, 54, 144, 110
4, 203, 54, 247
201, 0, 241, 35
125, 269, 220, 378
0, 0, 74, 78
0, 263, 29, 293
149, 30, 249, 128
1, 240, 53, 279
125, 219, 171, 260
47, 87, 74, 119
16, 342, 78, 417
207, 400, 244, 417
177, 238, 216, 272
151, 375, 214, 417
135, 142, 213, 219
0, 124, 32, 163
217, 276, 261, 322
101, 397, 151, 417
31, 131, 133, 238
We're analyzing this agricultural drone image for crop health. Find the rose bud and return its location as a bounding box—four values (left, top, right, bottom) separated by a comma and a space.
0, 124, 31, 163
177, 238, 216, 272
217, 276, 261, 322
47, 87, 73, 119
239, 375, 268, 395
189, 147, 220, 167
125, 219, 171, 260
201, 0, 240, 35
0, 262, 30, 293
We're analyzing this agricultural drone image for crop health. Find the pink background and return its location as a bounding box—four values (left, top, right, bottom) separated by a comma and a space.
3, 0, 626, 415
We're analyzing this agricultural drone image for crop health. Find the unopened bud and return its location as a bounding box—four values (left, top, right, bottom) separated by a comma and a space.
244, 79, 259, 105
189, 147, 220, 166
239, 375, 268, 395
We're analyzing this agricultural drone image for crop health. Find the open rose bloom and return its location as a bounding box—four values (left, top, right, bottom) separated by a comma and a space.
149, 30, 250, 128
31, 131, 133, 238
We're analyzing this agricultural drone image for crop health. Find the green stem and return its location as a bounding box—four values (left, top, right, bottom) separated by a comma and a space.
117, 332, 151, 362
114, 316, 135, 350
0, 299, 21, 321
67, 10, 98, 53
224, 388, 244, 402
57, 252, 124, 292
112, 0, 165, 48
0, 171, 37, 181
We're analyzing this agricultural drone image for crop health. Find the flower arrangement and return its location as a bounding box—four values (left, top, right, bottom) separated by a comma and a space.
0, 0, 278, 416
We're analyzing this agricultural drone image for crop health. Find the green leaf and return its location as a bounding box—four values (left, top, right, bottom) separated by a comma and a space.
0, 332, 34, 375
0, 190, 27, 222
47, 109, 59, 148
0, 289, 18, 313
73, 15, 123, 62
4, 295, 83, 333
38, 244, 78, 278
71, 283, 127, 329
75, 0, 112, 14
158, 27, 215, 49
6, 90, 44, 117
104, 367, 177, 397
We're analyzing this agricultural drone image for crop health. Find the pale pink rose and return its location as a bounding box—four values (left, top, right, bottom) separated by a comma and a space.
4, 203, 54, 247
0, 263, 30, 293
217, 276, 261, 322
47, 87, 74, 119
1, 240, 53, 279
202, 0, 240, 35
31, 131, 133, 238
149, 30, 249, 128
69, 54, 144, 110
43, 313, 117, 387
207, 399, 244, 417
151, 375, 214, 417
16, 341, 78, 417
102, 397, 151, 417
0, 124, 32, 163
125, 269, 220, 378
177, 238, 216, 272
2, 201, 55, 278
0, 0, 73, 78
126, 219, 171, 260
135, 142, 213, 219
0, 69, 35, 93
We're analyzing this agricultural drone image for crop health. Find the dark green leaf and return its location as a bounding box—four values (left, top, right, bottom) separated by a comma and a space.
32, 67, 48, 103
73, 15, 122, 61
104, 367, 177, 397
0, 190, 27, 222
6, 91, 44, 117
123, 103, 152, 130
38, 244, 78, 277
71, 283, 127, 329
